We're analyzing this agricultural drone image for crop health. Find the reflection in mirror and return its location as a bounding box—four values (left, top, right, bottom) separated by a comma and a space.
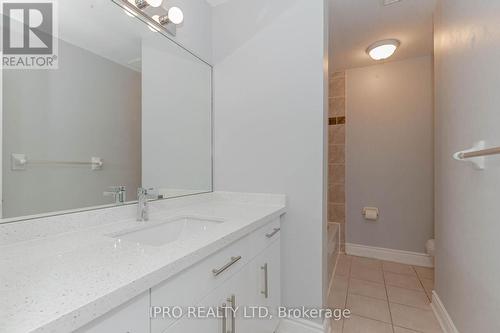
1, 0, 212, 220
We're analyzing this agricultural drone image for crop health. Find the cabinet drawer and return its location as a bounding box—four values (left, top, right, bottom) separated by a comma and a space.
151, 234, 251, 333
249, 218, 281, 257
75, 292, 149, 333
165, 238, 282, 333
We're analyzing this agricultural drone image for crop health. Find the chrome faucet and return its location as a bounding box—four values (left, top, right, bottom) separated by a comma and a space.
104, 186, 126, 204
137, 187, 157, 221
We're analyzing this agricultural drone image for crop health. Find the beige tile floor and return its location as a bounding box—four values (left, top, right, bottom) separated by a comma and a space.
328, 255, 441, 333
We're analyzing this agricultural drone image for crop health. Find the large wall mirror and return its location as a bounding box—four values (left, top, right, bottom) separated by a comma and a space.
1, 0, 212, 221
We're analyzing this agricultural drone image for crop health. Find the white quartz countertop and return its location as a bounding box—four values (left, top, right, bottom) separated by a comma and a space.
0, 192, 286, 333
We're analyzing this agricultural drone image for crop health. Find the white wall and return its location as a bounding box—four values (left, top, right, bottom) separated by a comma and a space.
212, 0, 328, 311
2, 40, 142, 218
346, 56, 434, 253
142, 35, 212, 195
434, 1, 500, 332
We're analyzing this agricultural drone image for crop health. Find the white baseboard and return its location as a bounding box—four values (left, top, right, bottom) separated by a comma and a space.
345, 243, 434, 267
431, 291, 460, 333
277, 318, 329, 333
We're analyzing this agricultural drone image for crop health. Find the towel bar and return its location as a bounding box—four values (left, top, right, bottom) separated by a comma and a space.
11, 153, 103, 171
453, 141, 500, 170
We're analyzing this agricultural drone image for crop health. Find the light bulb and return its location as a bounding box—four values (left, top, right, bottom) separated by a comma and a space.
168, 7, 184, 24
366, 39, 400, 61
146, 0, 163, 8
368, 44, 397, 60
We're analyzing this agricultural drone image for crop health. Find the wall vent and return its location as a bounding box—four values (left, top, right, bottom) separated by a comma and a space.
383, 0, 402, 6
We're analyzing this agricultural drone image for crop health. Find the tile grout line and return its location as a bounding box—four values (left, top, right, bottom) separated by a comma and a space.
348, 289, 430, 311
389, 301, 435, 312
348, 260, 396, 330
346, 313, 394, 327
393, 323, 428, 333
381, 266, 396, 333
389, 265, 437, 333
383, 269, 427, 292
384, 269, 433, 312
412, 265, 432, 302
343, 258, 435, 333
341, 255, 353, 333
392, 320, 429, 333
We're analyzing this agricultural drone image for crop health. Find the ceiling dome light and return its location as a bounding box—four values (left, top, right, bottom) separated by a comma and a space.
366, 39, 401, 61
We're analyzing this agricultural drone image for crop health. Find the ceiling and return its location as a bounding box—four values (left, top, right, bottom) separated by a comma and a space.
330, 0, 436, 71
62, 0, 435, 71
205, 0, 232, 6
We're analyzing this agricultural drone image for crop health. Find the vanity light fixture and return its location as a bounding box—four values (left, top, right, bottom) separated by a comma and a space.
366, 39, 401, 61
114, 0, 181, 36
123, 6, 137, 17
135, 0, 163, 9
147, 21, 160, 32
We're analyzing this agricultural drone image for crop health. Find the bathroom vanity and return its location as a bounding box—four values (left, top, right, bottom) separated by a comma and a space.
0, 192, 286, 333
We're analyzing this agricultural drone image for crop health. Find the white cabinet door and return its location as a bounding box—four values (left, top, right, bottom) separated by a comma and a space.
225, 259, 256, 333
261, 239, 281, 317
165, 266, 244, 333
151, 235, 250, 333
165, 258, 262, 333
231, 239, 281, 333
75, 292, 150, 333
251, 239, 281, 333
165, 289, 222, 333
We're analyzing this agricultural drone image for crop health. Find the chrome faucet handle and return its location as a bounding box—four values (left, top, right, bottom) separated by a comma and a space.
107, 185, 125, 191
108, 185, 126, 192
138, 187, 158, 198
104, 186, 126, 204
137, 187, 157, 222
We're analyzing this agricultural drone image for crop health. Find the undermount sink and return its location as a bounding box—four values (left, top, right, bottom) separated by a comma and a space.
109, 216, 224, 246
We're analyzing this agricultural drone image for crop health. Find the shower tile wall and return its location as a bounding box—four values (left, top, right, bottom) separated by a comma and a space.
329, 71, 346, 252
